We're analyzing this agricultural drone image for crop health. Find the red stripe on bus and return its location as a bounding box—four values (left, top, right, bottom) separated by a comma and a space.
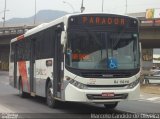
17, 35, 24, 41
18, 61, 30, 92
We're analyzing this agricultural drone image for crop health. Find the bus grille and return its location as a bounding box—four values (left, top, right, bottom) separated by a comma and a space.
81, 72, 132, 78
86, 93, 128, 100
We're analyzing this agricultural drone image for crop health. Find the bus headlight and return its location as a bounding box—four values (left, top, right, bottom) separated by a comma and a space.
68, 78, 87, 89
127, 78, 140, 89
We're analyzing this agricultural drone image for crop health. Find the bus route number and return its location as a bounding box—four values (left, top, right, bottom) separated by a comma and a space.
114, 80, 129, 84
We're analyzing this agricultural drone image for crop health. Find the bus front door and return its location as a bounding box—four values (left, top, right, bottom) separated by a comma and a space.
30, 39, 36, 96
53, 29, 63, 98
13, 44, 17, 88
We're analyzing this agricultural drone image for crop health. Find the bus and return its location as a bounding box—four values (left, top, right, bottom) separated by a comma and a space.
9, 13, 140, 109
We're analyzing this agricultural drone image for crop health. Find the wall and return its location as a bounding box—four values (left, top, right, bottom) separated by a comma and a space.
0, 45, 9, 71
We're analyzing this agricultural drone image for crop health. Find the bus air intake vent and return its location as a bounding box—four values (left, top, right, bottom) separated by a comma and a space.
81, 72, 132, 78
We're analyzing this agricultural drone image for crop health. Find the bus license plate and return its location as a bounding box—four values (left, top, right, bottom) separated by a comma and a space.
102, 93, 114, 97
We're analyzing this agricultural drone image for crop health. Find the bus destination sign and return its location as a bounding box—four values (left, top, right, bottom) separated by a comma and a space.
81, 16, 125, 26
68, 15, 136, 27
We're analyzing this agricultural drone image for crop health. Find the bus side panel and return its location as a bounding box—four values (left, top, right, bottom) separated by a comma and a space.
35, 58, 53, 97
17, 61, 30, 93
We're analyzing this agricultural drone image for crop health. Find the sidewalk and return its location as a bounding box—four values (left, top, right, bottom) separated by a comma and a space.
0, 71, 9, 75
140, 84, 160, 95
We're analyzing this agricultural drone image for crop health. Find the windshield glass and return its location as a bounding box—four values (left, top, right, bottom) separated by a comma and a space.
65, 30, 140, 70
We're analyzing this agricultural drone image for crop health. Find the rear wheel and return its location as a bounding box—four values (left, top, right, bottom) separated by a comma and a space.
104, 102, 118, 109
46, 81, 60, 108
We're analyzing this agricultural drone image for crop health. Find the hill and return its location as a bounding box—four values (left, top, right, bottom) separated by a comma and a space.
0, 10, 68, 27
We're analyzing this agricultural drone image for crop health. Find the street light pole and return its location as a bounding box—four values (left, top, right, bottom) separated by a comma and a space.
3, 0, 6, 27
80, 0, 85, 13
63, 1, 75, 13
125, 0, 127, 15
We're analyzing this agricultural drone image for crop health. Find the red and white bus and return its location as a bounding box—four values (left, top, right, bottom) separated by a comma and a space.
9, 13, 140, 109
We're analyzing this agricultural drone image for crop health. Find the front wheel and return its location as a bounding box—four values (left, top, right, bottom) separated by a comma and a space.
46, 81, 60, 108
104, 102, 118, 109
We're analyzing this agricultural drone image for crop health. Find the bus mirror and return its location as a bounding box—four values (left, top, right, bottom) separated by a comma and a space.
61, 31, 66, 45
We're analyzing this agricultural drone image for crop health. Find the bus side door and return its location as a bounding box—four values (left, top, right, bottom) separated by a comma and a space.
13, 44, 17, 88
30, 39, 36, 95
53, 27, 64, 98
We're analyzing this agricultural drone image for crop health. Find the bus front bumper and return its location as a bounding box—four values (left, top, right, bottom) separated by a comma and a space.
64, 83, 140, 103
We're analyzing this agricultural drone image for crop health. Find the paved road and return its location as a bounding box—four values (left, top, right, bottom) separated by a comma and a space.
0, 71, 124, 118
0, 71, 160, 119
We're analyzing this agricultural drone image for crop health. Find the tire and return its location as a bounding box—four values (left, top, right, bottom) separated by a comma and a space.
104, 102, 118, 109
19, 80, 28, 98
46, 81, 60, 108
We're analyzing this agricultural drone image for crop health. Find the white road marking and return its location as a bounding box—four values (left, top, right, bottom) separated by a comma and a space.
139, 93, 160, 103
0, 104, 14, 113
147, 97, 160, 101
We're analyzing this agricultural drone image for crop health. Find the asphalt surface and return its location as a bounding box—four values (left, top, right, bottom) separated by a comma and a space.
0, 71, 160, 119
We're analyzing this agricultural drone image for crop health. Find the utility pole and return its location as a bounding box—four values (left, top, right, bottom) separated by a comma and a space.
3, 0, 6, 27
102, 0, 104, 13
34, 0, 37, 25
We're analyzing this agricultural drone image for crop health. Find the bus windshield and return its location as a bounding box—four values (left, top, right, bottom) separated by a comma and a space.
65, 30, 140, 70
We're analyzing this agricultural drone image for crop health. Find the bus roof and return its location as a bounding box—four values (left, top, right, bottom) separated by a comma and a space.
10, 13, 137, 43
11, 15, 66, 43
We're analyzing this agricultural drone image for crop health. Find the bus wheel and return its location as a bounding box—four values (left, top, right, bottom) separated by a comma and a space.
46, 81, 59, 108
104, 102, 118, 109
19, 80, 27, 98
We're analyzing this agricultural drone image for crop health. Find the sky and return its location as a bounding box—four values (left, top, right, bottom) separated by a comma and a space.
0, 0, 160, 21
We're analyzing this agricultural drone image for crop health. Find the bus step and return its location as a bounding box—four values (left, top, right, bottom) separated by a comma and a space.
30, 92, 36, 97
